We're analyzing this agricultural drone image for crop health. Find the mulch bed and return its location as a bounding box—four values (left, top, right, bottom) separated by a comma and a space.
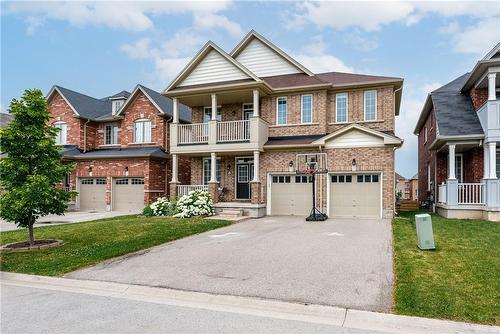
0, 239, 64, 252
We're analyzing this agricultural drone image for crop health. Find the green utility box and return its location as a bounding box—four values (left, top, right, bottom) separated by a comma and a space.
415, 213, 435, 250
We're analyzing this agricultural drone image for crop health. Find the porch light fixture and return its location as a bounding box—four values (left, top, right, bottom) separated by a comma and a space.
125, 166, 129, 176
88, 166, 93, 176
351, 159, 357, 171
288, 160, 294, 172
227, 164, 232, 175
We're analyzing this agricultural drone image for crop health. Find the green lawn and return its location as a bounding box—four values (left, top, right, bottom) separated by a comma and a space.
0, 215, 231, 276
393, 211, 500, 325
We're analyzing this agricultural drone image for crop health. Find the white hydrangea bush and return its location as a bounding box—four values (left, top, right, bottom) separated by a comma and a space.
149, 197, 177, 216
174, 190, 215, 218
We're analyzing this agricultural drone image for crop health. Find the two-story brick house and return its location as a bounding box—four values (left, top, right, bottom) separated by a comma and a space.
47, 84, 191, 211
164, 30, 403, 218
414, 42, 500, 220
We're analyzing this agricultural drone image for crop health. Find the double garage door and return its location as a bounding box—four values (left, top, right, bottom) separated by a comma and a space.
78, 177, 145, 212
269, 173, 381, 218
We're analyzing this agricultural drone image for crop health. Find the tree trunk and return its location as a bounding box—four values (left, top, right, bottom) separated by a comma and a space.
28, 220, 35, 246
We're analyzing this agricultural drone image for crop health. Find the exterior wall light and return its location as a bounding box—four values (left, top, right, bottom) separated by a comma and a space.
351, 159, 357, 171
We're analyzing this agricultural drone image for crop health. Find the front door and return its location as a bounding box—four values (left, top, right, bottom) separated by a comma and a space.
236, 158, 254, 199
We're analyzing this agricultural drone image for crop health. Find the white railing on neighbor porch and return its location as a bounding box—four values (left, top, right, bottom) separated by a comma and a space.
178, 123, 208, 145
217, 120, 250, 142
177, 185, 208, 197
438, 183, 447, 204
457, 183, 484, 205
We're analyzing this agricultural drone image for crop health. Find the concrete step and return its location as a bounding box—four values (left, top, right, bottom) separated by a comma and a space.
221, 209, 243, 217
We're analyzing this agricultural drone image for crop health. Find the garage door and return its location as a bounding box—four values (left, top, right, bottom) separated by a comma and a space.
79, 178, 106, 211
270, 175, 313, 215
330, 174, 381, 218
113, 178, 145, 211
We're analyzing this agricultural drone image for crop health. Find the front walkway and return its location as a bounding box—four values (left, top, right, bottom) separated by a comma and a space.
67, 216, 393, 312
0, 210, 140, 232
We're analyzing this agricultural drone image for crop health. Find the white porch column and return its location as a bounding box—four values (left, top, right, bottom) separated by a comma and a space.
484, 144, 490, 179
489, 142, 497, 179
210, 152, 217, 183
253, 89, 259, 117
171, 154, 178, 183
488, 72, 497, 101
253, 151, 260, 182
172, 97, 179, 123
211, 94, 217, 121
448, 144, 456, 180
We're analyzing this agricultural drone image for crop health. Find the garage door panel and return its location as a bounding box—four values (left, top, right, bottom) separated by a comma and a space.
113, 178, 145, 211
271, 175, 313, 216
79, 178, 106, 211
330, 173, 380, 218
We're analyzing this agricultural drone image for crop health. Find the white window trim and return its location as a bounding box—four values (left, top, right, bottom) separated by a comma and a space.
133, 118, 152, 144
427, 163, 431, 191
104, 123, 119, 145
424, 127, 428, 143
202, 157, 222, 185
276, 96, 287, 125
242, 103, 254, 120
300, 94, 313, 124
203, 105, 222, 122
335, 92, 348, 123
364, 90, 377, 121
451, 153, 464, 183
53, 121, 67, 145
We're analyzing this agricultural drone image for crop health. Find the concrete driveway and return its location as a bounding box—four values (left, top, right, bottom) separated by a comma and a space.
0, 210, 140, 232
67, 216, 394, 312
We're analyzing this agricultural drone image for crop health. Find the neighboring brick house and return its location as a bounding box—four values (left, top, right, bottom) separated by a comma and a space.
47, 84, 191, 212
414, 42, 500, 220
395, 173, 411, 200
409, 173, 418, 201
164, 30, 403, 219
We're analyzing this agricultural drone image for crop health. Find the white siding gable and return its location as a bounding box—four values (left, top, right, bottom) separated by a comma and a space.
179, 50, 251, 87
324, 129, 384, 149
235, 38, 302, 77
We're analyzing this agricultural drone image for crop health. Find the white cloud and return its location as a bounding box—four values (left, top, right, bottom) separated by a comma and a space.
120, 38, 153, 59
343, 31, 379, 52
421, 82, 442, 94
6, 1, 241, 36
292, 36, 354, 73
445, 17, 500, 55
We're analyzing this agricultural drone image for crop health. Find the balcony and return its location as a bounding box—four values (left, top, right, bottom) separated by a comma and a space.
170, 117, 269, 154
477, 100, 500, 142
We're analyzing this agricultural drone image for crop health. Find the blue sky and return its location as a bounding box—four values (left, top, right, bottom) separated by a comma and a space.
2, 1, 500, 178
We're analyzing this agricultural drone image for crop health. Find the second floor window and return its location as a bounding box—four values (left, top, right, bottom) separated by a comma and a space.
277, 97, 287, 125
364, 90, 377, 121
104, 123, 118, 145
54, 121, 67, 145
203, 106, 222, 122
134, 119, 152, 143
301, 95, 313, 123
336, 93, 348, 123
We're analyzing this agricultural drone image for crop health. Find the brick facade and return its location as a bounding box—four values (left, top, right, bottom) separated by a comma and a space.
470, 88, 488, 110
48, 89, 190, 211
417, 108, 437, 203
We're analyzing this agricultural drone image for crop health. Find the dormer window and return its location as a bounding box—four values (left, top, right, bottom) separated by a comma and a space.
112, 100, 124, 114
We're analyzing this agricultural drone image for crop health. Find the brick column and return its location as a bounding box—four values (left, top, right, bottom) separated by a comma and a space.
250, 181, 261, 204
208, 182, 219, 203
169, 181, 180, 198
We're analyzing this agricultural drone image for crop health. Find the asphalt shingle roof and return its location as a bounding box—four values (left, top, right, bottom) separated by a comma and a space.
139, 85, 191, 123
430, 73, 484, 137
0, 113, 13, 128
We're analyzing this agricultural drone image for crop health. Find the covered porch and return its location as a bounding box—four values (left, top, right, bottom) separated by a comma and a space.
435, 140, 500, 220
170, 150, 266, 218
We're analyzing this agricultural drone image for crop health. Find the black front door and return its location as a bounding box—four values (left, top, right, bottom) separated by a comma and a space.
236, 163, 253, 199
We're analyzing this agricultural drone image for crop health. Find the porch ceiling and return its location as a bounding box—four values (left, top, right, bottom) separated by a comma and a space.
176, 88, 261, 107
437, 141, 483, 153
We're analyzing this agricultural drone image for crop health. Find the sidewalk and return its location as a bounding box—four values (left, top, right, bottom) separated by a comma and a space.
1, 272, 497, 334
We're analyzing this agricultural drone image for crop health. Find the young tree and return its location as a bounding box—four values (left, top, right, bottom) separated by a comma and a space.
0, 89, 76, 245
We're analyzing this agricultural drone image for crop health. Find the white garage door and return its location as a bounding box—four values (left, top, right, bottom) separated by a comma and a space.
79, 178, 106, 211
329, 173, 381, 218
270, 175, 313, 215
113, 178, 145, 211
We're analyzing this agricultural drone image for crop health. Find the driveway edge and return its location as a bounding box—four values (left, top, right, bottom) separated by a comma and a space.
1, 272, 498, 334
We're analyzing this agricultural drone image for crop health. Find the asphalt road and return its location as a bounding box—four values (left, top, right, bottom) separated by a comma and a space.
68, 216, 393, 311
1, 284, 388, 334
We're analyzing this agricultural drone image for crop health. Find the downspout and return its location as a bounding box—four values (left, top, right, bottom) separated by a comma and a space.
393, 86, 403, 131
165, 114, 173, 196
392, 86, 403, 216
83, 119, 90, 153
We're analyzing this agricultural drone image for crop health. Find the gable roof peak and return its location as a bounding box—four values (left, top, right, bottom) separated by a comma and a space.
230, 30, 314, 76
481, 41, 500, 60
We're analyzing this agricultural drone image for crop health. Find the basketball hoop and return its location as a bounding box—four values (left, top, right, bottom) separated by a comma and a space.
294, 153, 328, 222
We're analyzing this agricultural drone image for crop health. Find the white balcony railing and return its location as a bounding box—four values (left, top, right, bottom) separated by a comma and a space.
177, 185, 208, 197
178, 123, 208, 145
458, 183, 485, 205
217, 120, 250, 143
438, 183, 447, 204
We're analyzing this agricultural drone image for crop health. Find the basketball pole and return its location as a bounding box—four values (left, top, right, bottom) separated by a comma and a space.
306, 170, 328, 222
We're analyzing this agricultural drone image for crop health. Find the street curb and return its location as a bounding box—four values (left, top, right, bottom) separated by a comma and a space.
1, 272, 498, 334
